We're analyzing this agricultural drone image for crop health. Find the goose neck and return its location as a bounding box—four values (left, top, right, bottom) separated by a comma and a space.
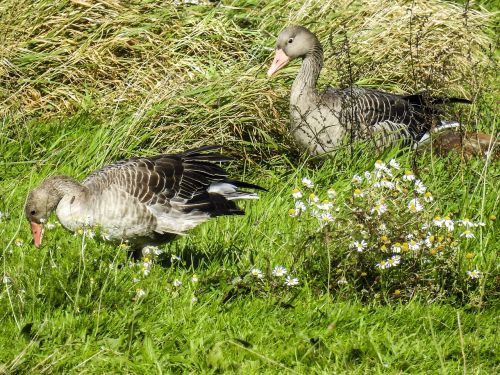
291, 45, 323, 100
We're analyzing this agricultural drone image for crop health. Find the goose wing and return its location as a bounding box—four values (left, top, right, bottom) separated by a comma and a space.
83, 145, 260, 213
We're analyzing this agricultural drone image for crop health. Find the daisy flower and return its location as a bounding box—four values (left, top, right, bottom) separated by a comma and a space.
444, 217, 455, 232
272, 266, 288, 277
291, 188, 303, 199
414, 180, 426, 194
284, 276, 299, 286
408, 240, 421, 251
136, 289, 146, 298
392, 243, 402, 253
371, 202, 388, 216
327, 189, 337, 199
352, 175, 363, 184
364, 171, 372, 179
307, 193, 319, 204
424, 192, 433, 202
250, 268, 264, 279
191, 275, 199, 283
389, 159, 401, 170
374, 160, 386, 170
460, 230, 475, 239
173, 279, 182, 287
408, 198, 423, 213
403, 170, 415, 181
388, 255, 401, 267
466, 270, 481, 279
302, 177, 314, 188
351, 240, 368, 252
353, 188, 364, 198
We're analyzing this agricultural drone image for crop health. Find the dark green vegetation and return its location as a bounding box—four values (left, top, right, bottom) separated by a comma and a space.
1, 0, 498, 373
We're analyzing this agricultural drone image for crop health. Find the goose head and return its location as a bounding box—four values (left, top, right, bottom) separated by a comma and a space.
25, 176, 80, 248
267, 26, 320, 77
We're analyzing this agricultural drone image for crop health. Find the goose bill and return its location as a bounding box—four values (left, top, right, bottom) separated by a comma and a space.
30, 222, 44, 248
267, 49, 290, 77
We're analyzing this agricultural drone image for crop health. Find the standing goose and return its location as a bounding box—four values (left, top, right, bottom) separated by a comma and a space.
268, 25, 471, 155
25, 146, 264, 250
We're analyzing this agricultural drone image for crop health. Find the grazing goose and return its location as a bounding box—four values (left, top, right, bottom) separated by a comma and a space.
268, 25, 471, 155
25, 146, 264, 250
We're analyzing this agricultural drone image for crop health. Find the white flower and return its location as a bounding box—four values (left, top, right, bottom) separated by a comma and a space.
466, 270, 481, 279
389, 159, 401, 170
191, 296, 198, 303
380, 180, 395, 189
14, 238, 24, 247
171, 254, 182, 262
291, 188, 303, 199
302, 177, 314, 188
376, 260, 389, 269
371, 202, 387, 216
191, 275, 199, 283
327, 189, 337, 199
414, 180, 426, 194
153, 248, 163, 255
307, 193, 319, 204
317, 212, 334, 225
353, 188, 364, 198
295, 200, 306, 212
460, 230, 475, 239
0, 211, 7, 222
392, 243, 402, 253
133, 278, 140, 283
364, 171, 372, 179
284, 276, 299, 286
136, 289, 146, 298
352, 175, 363, 184
408, 198, 423, 213
46, 222, 56, 230
388, 255, 401, 267
316, 201, 333, 210
288, 208, 300, 218
403, 170, 415, 181
378, 224, 388, 233
351, 240, 368, 252
250, 268, 263, 279
433, 216, 444, 227
173, 279, 182, 287
408, 240, 421, 251
142, 268, 151, 276
459, 219, 473, 228
375, 160, 387, 170
444, 217, 455, 232
2, 275, 12, 284
424, 192, 434, 202
272, 266, 288, 277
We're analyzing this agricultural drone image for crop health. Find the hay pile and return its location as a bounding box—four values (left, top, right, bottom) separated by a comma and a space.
0, 0, 496, 153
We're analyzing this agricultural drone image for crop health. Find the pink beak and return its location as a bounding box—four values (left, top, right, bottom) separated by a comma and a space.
267, 48, 290, 77
30, 222, 44, 248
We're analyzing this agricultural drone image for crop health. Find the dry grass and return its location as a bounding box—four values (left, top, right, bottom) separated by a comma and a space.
0, 0, 496, 155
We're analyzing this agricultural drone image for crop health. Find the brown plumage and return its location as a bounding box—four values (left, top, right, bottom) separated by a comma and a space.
25, 146, 265, 250
268, 26, 471, 155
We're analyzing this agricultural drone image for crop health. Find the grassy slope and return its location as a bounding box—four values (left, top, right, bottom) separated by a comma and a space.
1, 0, 499, 373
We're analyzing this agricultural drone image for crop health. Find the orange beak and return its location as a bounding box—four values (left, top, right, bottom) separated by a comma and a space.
267, 48, 290, 77
30, 222, 44, 248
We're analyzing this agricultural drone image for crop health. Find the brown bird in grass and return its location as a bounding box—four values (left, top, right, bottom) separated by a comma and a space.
418, 130, 499, 160
25, 146, 265, 251
267, 25, 472, 155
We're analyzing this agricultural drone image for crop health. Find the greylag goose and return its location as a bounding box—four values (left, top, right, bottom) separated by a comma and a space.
25, 146, 264, 250
268, 26, 471, 155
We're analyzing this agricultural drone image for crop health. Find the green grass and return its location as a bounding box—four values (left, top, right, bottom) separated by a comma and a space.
1, 0, 499, 373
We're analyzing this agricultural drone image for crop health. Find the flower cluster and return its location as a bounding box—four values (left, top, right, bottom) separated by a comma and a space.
247, 265, 299, 287
289, 158, 487, 299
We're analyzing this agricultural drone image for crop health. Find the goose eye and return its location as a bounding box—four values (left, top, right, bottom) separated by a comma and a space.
288, 38, 294, 44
